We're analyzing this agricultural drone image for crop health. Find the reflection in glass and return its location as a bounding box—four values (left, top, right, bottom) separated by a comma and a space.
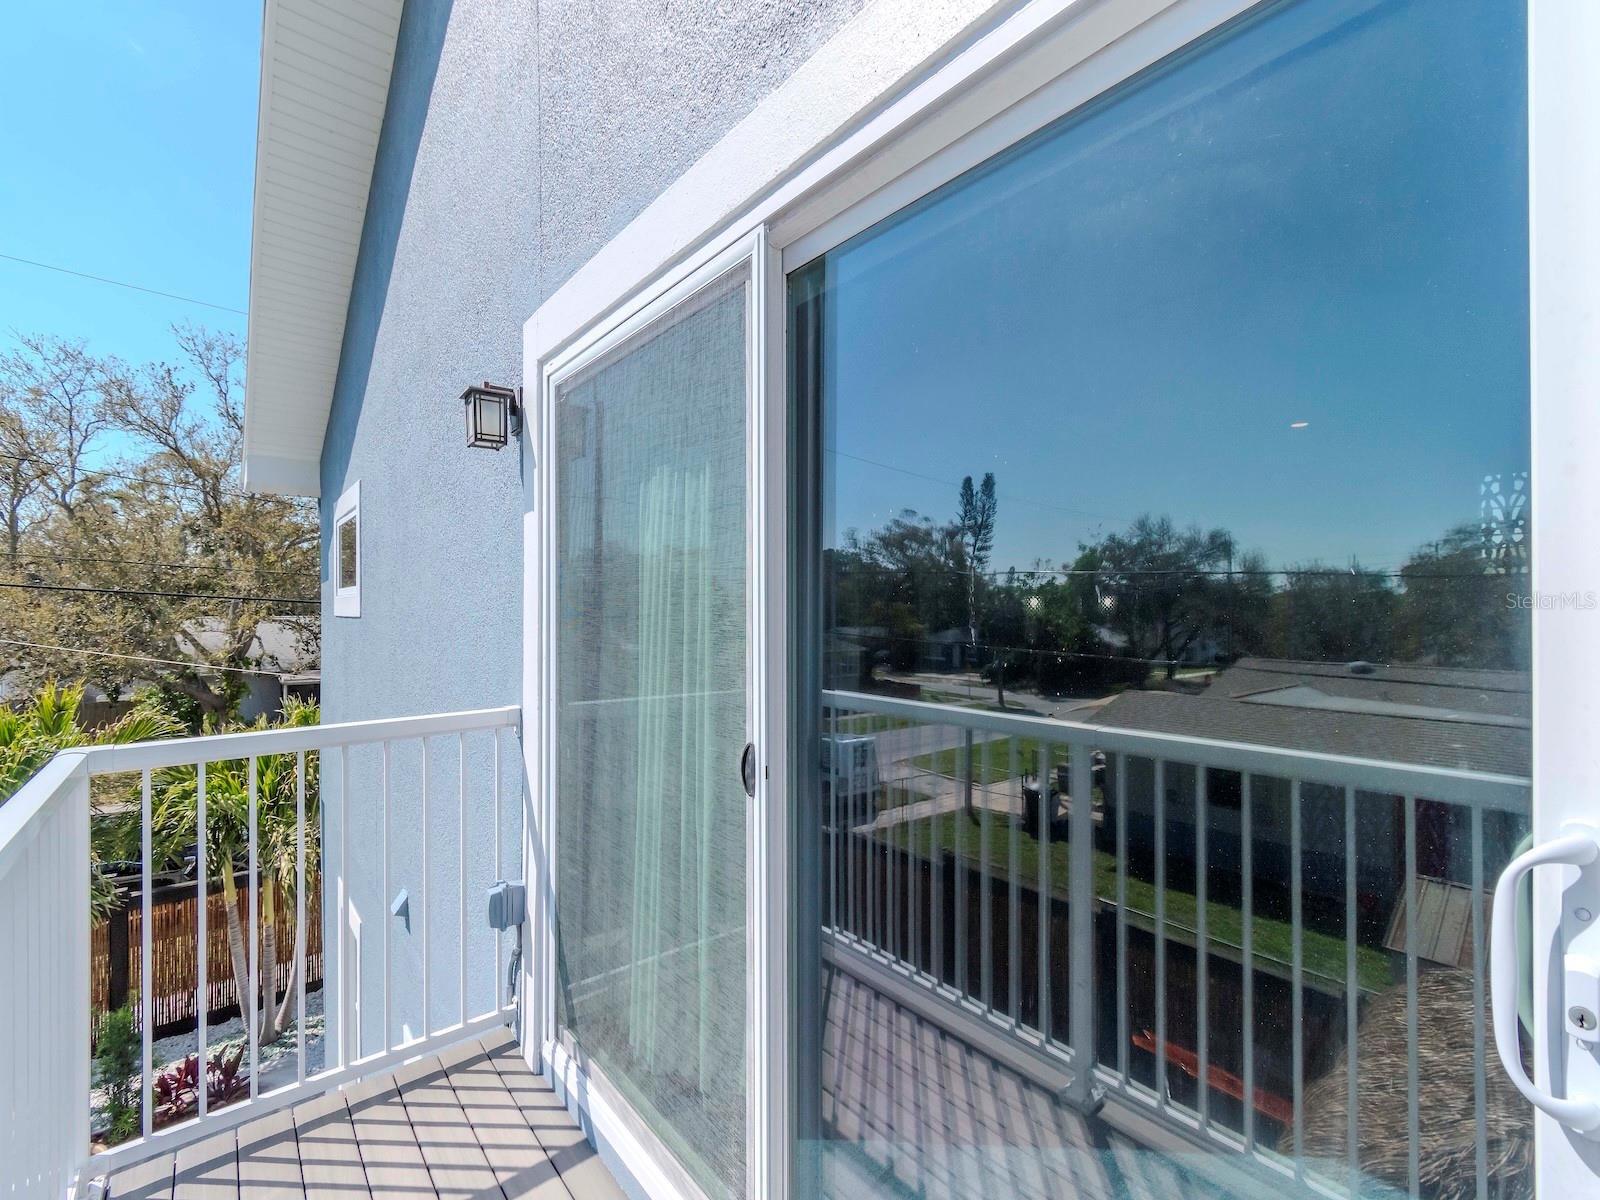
793, 0, 1529, 1196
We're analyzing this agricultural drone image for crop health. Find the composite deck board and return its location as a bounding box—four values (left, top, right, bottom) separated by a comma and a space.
438, 1040, 571, 1200
293, 1090, 369, 1200
171, 1127, 239, 1200
237, 1109, 303, 1200
345, 1069, 435, 1200
482, 1035, 626, 1200
107, 1033, 623, 1200
392, 1054, 501, 1200
109, 1150, 175, 1200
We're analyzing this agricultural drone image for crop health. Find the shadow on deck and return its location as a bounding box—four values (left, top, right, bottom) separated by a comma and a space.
106, 1030, 625, 1200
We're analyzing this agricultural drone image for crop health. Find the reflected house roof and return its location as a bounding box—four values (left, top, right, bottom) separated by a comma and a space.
1088, 657, 1530, 778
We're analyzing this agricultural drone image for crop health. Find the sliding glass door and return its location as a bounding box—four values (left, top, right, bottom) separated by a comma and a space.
550, 266, 753, 1200
788, 1, 1534, 1197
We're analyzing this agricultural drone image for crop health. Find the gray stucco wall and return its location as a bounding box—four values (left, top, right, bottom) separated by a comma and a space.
317, 0, 864, 1071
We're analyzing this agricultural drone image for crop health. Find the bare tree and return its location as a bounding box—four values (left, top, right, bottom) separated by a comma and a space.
0, 333, 110, 518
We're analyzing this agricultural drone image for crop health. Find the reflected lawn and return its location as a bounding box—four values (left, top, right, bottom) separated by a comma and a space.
895, 808, 1393, 995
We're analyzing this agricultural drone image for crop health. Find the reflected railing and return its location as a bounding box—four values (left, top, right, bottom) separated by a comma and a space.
820, 688, 1532, 1200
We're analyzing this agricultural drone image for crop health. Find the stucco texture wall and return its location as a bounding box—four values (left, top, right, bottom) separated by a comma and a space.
317, 0, 864, 1067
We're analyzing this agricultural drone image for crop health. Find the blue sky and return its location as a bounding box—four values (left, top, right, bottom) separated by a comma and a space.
815, 0, 1528, 576
0, 2, 259, 368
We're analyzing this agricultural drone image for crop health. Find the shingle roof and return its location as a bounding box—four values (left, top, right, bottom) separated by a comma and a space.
1089, 658, 1530, 778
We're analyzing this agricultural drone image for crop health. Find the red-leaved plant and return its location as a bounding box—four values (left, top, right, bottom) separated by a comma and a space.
151, 1045, 250, 1128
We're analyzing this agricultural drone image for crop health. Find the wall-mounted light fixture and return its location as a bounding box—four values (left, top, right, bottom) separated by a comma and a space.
461, 381, 520, 450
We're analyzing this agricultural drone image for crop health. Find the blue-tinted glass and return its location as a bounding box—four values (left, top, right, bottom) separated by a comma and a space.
793, 0, 1529, 1196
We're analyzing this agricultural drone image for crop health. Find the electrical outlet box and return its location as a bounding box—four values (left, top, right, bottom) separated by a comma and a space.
487, 880, 526, 930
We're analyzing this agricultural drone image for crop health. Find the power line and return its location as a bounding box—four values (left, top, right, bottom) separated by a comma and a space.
0, 251, 247, 316
6, 550, 312, 581
0, 637, 296, 677
0, 578, 318, 605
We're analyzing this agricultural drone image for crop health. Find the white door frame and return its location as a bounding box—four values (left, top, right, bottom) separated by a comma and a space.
1528, 0, 1600, 1190
520, 0, 1589, 1195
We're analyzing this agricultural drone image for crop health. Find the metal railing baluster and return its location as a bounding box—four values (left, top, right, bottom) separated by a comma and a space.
980, 733, 993, 1011
1291, 778, 1304, 1179
1068, 739, 1095, 1084
140, 768, 153, 1138
197, 760, 208, 1119
1345, 785, 1359, 1196
1115, 754, 1128, 1085
1010, 738, 1021, 1023
459, 732, 468, 1025
1037, 738, 1052, 1044
248, 754, 260, 1098
494, 729, 503, 1004
1196, 765, 1209, 1129
421, 737, 430, 1038
1405, 794, 1420, 1200
1241, 772, 1255, 1152
1154, 757, 1166, 1105
1471, 805, 1488, 1200
957, 728, 971, 997
296, 750, 307, 1083
382, 740, 392, 1050
338, 745, 349, 1067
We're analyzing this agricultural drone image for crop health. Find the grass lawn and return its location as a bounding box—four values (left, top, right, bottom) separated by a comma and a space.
887, 809, 1392, 995
910, 736, 1064, 784
829, 712, 912, 735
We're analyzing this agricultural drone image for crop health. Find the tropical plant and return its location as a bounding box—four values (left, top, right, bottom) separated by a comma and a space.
151, 1046, 249, 1127
0, 681, 185, 917
94, 1006, 141, 1144
148, 698, 320, 1047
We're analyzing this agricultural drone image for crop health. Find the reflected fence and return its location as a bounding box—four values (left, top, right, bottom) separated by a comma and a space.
820, 689, 1532, 1200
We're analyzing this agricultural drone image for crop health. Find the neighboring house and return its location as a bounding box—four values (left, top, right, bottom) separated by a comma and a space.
0, 616, 319, 725
179, 616, 320, 721
1089, 657, 1530, 950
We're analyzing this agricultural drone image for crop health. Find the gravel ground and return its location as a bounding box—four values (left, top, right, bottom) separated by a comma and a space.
91, 988, 325, 1140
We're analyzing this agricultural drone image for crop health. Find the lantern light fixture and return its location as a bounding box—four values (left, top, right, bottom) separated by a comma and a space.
461, 381, 520, 450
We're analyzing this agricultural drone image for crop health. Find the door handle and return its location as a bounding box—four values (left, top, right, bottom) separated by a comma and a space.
740, 742, 757, 799
1491, 824, 1600, 1135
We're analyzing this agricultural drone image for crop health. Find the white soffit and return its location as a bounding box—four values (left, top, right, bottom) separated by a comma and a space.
242, 0, 403, 498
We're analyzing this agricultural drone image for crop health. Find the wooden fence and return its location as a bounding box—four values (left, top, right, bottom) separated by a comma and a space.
91, 874, 323, 1042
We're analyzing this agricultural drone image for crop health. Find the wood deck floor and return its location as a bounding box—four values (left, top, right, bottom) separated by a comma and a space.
106, 1031, 626, 1200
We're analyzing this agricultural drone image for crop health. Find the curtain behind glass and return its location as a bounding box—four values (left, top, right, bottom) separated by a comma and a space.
555, 270, 749, 1198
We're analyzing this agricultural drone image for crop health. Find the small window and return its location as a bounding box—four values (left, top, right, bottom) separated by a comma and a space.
333, 481, 360, 617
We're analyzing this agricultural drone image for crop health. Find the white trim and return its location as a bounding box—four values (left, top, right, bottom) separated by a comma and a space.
1529, 0, 1600, 1189
333, 479, 361, 618
242, 451, 322, 497
533, 234, 767, 1199
243, 0, 403, 495
543, 1039, 702, 1200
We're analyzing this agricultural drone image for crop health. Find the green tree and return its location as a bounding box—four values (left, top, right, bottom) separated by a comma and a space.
1395, 524, 1529, 669
1085, 515, 1237, 678
0, 324, 318, 718
149, 699, 321, 1047
1267, 562, 1396, 663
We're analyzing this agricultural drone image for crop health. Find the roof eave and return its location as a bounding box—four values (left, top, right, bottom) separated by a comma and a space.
241, 0, 405, 499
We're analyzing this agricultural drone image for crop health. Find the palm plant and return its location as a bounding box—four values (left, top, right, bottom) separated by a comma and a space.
0, 682, 185, 918
148, 698, 320, 1046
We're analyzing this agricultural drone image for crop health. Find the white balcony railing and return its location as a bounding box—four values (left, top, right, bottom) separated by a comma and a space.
0, 706, 520, 1200
820, 688, 1532, 1200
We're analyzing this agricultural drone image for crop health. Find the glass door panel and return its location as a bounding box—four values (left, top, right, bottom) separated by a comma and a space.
790, 0, 1531, 1197
553, 266, 751, 1199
